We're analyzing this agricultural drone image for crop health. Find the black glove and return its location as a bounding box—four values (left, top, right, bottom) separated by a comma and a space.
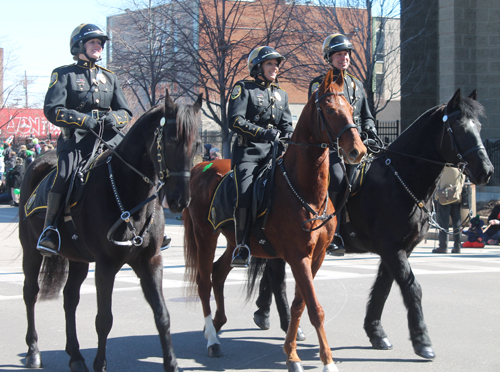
280, 132, 293, 140
363, 126, 377, 140
103, 111, 128, 130
82, 115, 98, 131
261, 128, 280, 142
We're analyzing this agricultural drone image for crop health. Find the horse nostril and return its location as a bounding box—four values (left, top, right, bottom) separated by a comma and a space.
349, 149, 359, 160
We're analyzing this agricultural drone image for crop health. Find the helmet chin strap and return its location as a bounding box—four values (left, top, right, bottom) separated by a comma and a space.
79, 41, 102, 63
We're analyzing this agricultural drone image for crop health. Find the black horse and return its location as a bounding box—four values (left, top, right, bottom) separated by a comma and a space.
248, 89, 493, 359
19, 90, 202, 372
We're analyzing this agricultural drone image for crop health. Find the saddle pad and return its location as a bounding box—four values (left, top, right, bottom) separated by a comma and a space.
24, 168, 57, 219
208, 171, 236, 230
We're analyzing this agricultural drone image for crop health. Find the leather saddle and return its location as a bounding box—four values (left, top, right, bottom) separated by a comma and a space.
208, 154, 280, 257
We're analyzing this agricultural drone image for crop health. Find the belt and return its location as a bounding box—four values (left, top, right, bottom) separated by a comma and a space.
86, 109, 109, 120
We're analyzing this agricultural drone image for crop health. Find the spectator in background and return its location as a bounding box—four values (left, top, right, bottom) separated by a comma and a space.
483, 202, 500, 244
210, 147, 221, 160
6, 157, 24, 207
4, 151, 16, 173
202, 144, 212, 162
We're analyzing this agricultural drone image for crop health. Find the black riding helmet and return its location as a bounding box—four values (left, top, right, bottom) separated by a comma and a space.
322, 34, 353, 62
247, 46, 285, 79
70, 23, 109, 59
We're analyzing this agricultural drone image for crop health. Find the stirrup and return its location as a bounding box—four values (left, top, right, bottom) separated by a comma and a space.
36, 226, 61, 257
326, 233, 345, 256
231, 244, 250, 268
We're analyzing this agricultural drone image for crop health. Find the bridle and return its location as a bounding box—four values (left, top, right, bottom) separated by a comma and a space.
280, 87, 358, 232
381, 106, 485, 234
105, 115, 191, 246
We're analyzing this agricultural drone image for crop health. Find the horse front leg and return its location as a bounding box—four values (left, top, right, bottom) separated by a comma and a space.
130, 254, 179, 372
286, 258, 337, 372
382, 250, 435, 359
63, 261, 90, 372
363, 261, 394, 351
23, 252, 43, 368
93, 262, 120, 372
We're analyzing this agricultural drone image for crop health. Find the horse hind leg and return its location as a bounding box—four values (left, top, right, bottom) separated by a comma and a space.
381, 252, 435, 359
364, 262, 394, 351
63, 261, 90, 372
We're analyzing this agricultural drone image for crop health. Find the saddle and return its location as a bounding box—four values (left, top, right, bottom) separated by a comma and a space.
208, 153, 281, 257
23, 152, 106, 221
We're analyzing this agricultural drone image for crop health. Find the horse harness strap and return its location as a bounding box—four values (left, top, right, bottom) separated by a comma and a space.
279, 159, 336, 232
315, 88, 358, 157
106, 156, 162, 246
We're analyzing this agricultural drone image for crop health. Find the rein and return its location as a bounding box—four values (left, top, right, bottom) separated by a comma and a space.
381, 107, 482, 235
279, 88, 356, 232
88, 116, 189, 246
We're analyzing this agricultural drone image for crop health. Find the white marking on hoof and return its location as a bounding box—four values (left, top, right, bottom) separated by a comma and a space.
204, 315, 220, 348
323, 362, 339, 372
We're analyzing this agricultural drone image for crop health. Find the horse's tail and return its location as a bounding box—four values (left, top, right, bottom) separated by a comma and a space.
39, 256, 68, 300
245, 256, 267, 302
182, 206, 198, 297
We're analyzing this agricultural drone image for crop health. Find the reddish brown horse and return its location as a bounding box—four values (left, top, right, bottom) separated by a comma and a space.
183, 70, 366, 372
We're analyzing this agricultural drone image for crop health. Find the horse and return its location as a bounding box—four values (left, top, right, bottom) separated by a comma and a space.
19, 90, 202, 372
182, 69, 367, 372
249, 89, 494, 360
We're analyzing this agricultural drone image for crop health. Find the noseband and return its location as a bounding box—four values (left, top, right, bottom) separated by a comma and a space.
441, 106, 485, 170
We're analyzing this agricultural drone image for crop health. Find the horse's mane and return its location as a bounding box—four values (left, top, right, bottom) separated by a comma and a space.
397, 93, 486, 143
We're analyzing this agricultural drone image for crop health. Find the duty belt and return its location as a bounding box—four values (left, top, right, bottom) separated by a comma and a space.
86, 109, 109, 120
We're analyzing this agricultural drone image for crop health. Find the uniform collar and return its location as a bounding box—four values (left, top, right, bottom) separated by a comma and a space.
255, 77, 278, 88
76, 59, 96, 69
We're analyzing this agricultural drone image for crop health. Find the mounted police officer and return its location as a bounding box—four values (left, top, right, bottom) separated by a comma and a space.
228, 46, 294, 267
37, 24, 133, 256
309, 33, 377, 255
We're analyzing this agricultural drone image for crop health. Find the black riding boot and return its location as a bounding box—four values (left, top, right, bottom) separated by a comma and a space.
231, 207, 250, 268
161, 234, 172, 251
37, 192, 64, 257
326, 192, 346, 256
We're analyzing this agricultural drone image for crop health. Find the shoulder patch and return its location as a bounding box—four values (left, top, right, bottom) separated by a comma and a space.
48, 72, 58, 89
231, 84, 242, 100
311, 81, 320, 93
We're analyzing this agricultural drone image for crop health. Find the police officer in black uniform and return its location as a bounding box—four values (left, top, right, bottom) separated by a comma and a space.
37, 24, 133, 256
229, 46, 294, 267
309, 34, 377, 255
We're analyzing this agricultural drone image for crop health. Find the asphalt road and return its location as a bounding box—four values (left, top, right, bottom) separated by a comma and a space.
1, 205, 500, 372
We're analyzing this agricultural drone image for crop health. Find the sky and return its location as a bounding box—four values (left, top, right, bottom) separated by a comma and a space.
0, 0, 127, 108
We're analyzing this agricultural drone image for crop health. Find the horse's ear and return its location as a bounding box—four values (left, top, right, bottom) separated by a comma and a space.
447, 89, 462, 111
322, 69, 334, 92
468, 89, 477, 100
194, 93, 203, 112
165, 89, 175, 117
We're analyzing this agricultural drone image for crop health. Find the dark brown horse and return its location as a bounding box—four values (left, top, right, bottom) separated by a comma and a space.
250, 89, 494, 361
19, 91, 202, 372
182, 70, 366, 372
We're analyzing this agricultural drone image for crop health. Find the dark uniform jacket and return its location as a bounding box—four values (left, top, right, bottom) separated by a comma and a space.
44, 59, 132, 153
308, 68, 375, 132
228, 77, 294, 165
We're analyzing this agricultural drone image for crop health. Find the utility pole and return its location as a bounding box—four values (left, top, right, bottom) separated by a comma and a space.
23, 71, 28, 108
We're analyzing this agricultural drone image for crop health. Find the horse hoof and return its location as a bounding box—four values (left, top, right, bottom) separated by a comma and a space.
286, 360, 305, 372
207, 343, 223, 357
370, 337, 393, 350
253, 313, 270, 330
296, 327, 306, 341
25, 352, 42, 368
69, 360, 89, 372
414, 345, 435, 359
